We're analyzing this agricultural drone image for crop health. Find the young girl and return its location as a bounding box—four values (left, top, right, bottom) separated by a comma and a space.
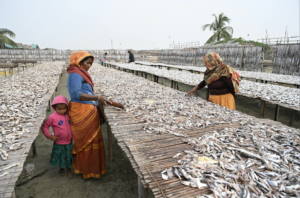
42, 95, 73, 179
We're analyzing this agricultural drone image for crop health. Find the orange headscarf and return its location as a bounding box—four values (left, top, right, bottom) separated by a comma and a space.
67, 51, 95, 91
69, 51, 94, 67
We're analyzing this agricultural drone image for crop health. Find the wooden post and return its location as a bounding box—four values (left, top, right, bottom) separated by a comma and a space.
289, 110, 295, 126
47, 100, 50, 112
274, 105, 280, 121
32, 140, 37, 157
39, 49, 41, 63
240, 46, 245, 70
3, 69, 6, 77
138, 176, 148, 198
260, 100, 265, 118
261, 46, 264, 72
194, 48, 197, 66
171, 80, 174, 88
11, 190, 16, 198
108, 125, 113, 161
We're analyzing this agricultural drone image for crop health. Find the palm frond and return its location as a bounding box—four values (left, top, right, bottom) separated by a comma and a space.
212, 14, 218, 23
220, 15, 231, 24
222, 26, 233, 35
0, 28, 16, 39
0, 35, 18, 48
209, 22, 217, 31
205, 33, 218, 44
202, 24, 211, 31
220, 30, 232, 40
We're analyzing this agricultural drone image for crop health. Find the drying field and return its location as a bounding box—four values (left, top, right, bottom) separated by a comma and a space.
0, 61, 299, 198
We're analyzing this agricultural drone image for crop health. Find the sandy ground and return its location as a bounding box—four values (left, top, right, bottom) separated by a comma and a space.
15, 69, 155, 198
15, 65, 299, 198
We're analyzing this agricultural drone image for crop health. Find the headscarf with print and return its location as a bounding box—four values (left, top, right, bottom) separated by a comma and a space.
203, 52, 241, 94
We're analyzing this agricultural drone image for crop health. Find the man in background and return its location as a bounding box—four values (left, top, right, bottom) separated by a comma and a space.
128, 51, 135, 63
100, 52, 109, 65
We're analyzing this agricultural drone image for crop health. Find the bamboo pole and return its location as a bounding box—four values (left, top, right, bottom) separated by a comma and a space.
260, 100, 265, 118
108, 125, 113, 161
138, 176, 148, 198
274, 105, 280, 121
193, 48, 197, 66
240, 46, 245, 70
289, 110, 295, 126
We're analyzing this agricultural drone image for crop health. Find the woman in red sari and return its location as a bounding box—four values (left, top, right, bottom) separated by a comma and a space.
67, 51, 111, 179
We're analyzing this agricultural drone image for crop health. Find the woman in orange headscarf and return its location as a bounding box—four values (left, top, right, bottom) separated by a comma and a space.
187, 52, 241, 110
67, 51, 111, 179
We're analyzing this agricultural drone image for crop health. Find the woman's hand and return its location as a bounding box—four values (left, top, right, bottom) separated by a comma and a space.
187, 86, 198, 96
49, 135, 59, 142
98, 96, 112, 105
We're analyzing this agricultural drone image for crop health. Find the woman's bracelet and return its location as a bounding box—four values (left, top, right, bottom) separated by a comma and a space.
98, 96, 101, 101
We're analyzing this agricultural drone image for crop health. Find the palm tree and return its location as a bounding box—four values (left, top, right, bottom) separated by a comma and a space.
202, 13, 233, 44
0, 28, 18, 48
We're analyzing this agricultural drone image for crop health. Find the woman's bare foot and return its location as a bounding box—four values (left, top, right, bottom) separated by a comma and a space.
67, 168, 73, 179
59, 168, 65, 175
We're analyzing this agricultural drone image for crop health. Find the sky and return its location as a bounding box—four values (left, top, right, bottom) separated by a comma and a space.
1, 0, 299, 50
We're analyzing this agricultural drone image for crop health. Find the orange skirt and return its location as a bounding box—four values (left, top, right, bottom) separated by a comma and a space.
209, 93, 235, 110
69, 102, 106, 179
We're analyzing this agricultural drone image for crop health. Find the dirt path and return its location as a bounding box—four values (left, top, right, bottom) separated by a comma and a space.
15, 69, 154, 198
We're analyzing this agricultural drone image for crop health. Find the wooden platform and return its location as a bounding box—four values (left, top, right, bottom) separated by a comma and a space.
0, 65, 63, 198
94, 65, 299, 198
135, 61, 300, 87
104, 63, 299, 128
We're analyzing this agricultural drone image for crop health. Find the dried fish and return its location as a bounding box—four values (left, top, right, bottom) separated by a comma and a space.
88, 63, 300, 198
107, 63, 300, 109
0, 62, 64, 173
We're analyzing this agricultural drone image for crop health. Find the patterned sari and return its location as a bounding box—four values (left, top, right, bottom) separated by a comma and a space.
69, 101, 106, 179
67, 51, 106, 179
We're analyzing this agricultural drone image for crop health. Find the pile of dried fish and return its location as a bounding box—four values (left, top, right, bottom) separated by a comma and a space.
162, 123, 300, 197
0, 62, 63, 176
90, 63, 249, 138
136, 61, 300, 85
107, 63, 300, 109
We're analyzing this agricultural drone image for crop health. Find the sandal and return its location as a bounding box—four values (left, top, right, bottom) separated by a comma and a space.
67, 172, 73, 179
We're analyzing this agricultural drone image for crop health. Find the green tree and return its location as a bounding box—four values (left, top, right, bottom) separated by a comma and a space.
202, 13, 233, 44
0, 28, 18, 48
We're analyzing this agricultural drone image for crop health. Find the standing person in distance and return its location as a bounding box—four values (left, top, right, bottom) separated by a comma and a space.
100, 52, 109, 65
187, 52, 241, 110
128, 50, 135, 63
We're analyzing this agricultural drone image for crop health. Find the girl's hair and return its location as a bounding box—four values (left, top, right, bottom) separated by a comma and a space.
53, 103, 67, 109
79, 56, 93, 65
